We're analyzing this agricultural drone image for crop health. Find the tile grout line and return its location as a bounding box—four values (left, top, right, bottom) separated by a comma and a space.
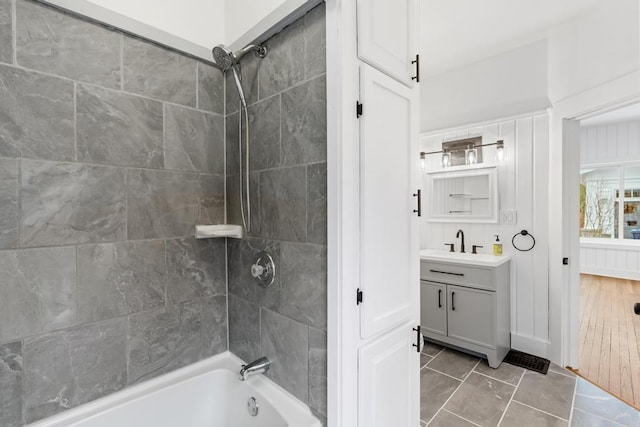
472, 369, 522, 388
496, 369, 526, 426
11, 0, 16, 66
571, 408, 627, 427
568, 375, 578, 425
425, 358, 482, 426
510, 399, 571, 423
441, 409, 482, 427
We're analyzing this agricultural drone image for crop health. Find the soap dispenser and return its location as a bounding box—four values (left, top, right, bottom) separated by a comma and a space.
493, 235, 503, 256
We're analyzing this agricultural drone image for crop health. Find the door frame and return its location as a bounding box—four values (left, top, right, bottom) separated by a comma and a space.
549, 71, 640, 367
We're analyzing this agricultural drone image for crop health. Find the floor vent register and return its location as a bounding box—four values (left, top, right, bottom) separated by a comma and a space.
503, 350, 550, 374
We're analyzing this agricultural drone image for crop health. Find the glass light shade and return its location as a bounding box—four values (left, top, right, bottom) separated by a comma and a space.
465, 147, 477, 165
420, 153, 426, 172
496, 145, 505, 162
441, 152, 451, 168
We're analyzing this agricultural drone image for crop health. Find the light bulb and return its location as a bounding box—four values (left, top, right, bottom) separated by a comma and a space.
465, 147, 477, 165
441, 152, 451, 168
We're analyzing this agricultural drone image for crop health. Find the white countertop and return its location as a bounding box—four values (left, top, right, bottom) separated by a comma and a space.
420, 249, 511, 267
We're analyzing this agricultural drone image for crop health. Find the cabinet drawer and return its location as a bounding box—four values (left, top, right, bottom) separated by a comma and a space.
420, 261, 494, 290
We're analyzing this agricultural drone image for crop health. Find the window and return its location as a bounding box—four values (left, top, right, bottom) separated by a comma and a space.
580, 165, 640, 241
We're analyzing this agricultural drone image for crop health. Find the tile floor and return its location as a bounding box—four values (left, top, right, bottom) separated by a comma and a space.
420, 341, 640, 427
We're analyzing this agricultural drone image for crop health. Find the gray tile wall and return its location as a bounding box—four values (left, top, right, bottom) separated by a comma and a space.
225, 3, 327, 423
0, 1, 228, 425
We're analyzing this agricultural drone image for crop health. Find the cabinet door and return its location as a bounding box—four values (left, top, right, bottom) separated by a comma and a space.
357, 0, 418, 86
359, 64, 419, 339
420, 281, 447, 337
447, 285, 495, 348
359, 323, 420, 427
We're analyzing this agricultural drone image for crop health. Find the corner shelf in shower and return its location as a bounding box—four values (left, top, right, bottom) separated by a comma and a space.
195, 224, 243, 239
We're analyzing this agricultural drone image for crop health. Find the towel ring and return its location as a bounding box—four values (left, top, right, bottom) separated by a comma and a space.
512, 230, 535, 252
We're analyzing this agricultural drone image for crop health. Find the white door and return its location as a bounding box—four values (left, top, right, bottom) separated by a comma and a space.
420, 281, 447, 337
359, 322, 420, 427
447, 285, 495, 348
359, 63, 419, 339
356, 0, 419, 87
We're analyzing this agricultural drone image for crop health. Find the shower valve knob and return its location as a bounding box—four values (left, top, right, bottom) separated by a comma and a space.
250, 251, 276, 288
251, 263, 265, 278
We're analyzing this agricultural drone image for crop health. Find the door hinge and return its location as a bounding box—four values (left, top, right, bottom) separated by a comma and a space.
356, 101, 363, 118
356, 288, 363, 305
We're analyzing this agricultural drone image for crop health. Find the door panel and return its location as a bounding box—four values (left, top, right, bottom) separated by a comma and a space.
357, 0, 418, 86
421, 281, 447, 337
447, 285, 495, 348
359, 64, 419, 339
359, 323, 420, 427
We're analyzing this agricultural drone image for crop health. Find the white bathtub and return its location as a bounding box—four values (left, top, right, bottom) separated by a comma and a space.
28, 352, 321, 427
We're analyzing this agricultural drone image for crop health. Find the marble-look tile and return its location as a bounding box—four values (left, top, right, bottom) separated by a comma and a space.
166, 238, 226, 304
0, 247, 76, 344
77, 84, 163, 168
77, 240, 166, 323
304, 3, 326, 79
420, 353, 432, 368
201, 295, 228, 357
0, 65, 74, 161
165, 104, 224, 174
282, 76, 327, 166
227, 238, 281, 310
445, 372, 515, 426
0, 342, 23, 427
502, 401, 568, 427
422, 339, 445, 357
420, 367, 461, 422
198, 62, 224, 114
427, 348, 480, 380
260, 166, 307, 241
0, 0, 11, 64
226, 172, 261, 236
307, 163, 327, 244
474, 359, 525, 386
126, 169, 199, 240
23, 317, 127, 423
280, 242, 327, 329
16, 1, 120, 88
549, 363, 576, 377
228, 294, 260, 363
20, 160, 126, 247
573, 379, 640, 426
261, 308, 309, 403
259, 18, 305, 99
571, 408, 626, 427
513, 370, 576, 420
123, 37, 196, 107
428, 410, 476, 427
226, 54, 260, 115
226, 112, 241, 177
309, 327, 327, 417
128, 301, 202, 384
247, 95, 281, 171
0, 158, 18, 249
199, 174, 225, 224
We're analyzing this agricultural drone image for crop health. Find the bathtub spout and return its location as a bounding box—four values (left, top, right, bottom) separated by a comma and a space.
239, 357, 270, 381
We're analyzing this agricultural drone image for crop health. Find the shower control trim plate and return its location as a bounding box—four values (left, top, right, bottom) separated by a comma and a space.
251, 251, 276, 288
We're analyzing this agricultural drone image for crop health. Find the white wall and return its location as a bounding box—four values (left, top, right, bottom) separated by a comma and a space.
226, 0, 286, 44
420, 40, 550, 132
579, 120, 640, 280
421, 113, 551, 357
548, 0, 640, 103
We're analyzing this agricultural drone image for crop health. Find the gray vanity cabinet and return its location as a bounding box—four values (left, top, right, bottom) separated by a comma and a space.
420, 258, 510, 368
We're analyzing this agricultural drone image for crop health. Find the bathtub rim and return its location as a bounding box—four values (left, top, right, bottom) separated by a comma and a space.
27, 351, 321, 427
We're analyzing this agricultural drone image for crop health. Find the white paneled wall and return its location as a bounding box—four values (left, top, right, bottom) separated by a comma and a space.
580, 120, 640, 280
421, 113, 550, 357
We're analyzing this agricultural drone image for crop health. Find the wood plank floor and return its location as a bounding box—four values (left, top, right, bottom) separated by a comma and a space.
579, 274, 640, 408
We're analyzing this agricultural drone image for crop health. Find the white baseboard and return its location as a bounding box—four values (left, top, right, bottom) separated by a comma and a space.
510, 334, 550, 360
580, 266, 640, 281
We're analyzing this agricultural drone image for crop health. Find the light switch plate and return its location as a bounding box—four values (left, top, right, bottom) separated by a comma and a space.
500, 209, 517, 225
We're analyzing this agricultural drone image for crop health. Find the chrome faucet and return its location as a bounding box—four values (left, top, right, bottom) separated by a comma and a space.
456, 229, 465, 253
239, 357, 270, 381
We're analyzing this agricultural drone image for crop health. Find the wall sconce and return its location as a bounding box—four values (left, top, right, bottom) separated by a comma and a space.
420, 138, 505, 170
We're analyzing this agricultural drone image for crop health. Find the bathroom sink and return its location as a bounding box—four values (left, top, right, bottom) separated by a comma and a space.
420, 249, 511, 267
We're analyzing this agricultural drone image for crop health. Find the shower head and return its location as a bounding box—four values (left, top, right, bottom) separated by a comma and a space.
211, 44, 267, 71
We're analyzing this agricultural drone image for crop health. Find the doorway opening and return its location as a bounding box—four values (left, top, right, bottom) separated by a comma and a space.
576, 103, 640, 409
